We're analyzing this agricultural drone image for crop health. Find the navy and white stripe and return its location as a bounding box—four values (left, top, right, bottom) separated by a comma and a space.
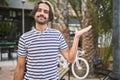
18, 27, 68, 80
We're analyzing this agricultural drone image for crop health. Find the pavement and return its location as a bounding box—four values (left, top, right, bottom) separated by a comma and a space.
0, 60, 101, 80
0, 60, 17, 80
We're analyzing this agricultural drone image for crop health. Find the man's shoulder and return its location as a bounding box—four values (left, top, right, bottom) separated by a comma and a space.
20, 30, 33, 38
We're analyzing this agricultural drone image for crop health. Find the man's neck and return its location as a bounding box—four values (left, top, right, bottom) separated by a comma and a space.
35, 23, 47, 31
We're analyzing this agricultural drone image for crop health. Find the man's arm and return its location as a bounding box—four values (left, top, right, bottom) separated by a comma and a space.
60, 25, 92, 63
14, 56, 26, 80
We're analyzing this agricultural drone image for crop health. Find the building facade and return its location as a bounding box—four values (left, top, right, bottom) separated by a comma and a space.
0, 0, 35, 42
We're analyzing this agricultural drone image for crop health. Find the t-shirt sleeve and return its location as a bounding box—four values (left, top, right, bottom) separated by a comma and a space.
17, 36, 27, 56
59, 33, 68, 50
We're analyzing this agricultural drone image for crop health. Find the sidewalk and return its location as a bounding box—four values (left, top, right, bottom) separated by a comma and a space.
0, 60, 99, 80
0, 60, 17, 80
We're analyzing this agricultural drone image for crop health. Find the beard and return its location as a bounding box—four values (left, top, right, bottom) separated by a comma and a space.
35, 19, 49, 25
35, 15, 49, 25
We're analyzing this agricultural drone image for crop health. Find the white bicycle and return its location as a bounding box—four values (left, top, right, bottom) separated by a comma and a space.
58, 49, 89, 80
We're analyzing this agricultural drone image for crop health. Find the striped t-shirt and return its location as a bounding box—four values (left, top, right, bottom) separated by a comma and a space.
18, 27, 68, 80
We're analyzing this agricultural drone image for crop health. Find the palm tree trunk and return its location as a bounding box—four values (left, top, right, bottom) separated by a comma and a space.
52, 0, 71, 47
81, 0, 98, 76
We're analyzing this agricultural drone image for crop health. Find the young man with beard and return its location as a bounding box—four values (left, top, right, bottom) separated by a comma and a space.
14, 1, 92, 80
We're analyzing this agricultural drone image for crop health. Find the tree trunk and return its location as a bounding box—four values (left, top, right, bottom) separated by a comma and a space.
52, 0, 71, 47
81, 0, 98, 77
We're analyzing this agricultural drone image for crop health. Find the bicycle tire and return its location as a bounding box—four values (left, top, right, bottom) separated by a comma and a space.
72, 57, 89, 79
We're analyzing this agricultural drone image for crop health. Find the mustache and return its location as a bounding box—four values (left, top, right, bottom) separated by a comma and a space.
37, 15, 46, 19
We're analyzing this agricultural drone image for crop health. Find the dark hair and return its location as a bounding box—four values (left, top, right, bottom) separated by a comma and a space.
31, 1, 54, 21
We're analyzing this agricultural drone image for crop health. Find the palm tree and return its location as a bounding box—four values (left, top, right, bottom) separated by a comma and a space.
52, 0, 70, 47
80, 0, 98, 76
69, 0, 112, 75
81, 0, 112, 74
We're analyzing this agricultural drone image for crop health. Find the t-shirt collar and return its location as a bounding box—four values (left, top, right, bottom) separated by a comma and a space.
32, 27, 49, 34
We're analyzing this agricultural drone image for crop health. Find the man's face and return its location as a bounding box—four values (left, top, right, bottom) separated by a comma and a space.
34, 3, 49, 25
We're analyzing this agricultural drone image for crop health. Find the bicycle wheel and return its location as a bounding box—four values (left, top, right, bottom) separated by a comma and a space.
72, 58, 89, 79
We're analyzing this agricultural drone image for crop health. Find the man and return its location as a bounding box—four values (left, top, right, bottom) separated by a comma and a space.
14, 1, 92, 80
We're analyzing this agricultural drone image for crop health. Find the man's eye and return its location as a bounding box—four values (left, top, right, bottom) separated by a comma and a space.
38, 9, 42, 12
44, 10, 49, 14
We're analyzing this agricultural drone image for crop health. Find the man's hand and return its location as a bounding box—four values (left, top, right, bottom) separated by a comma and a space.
75, 25, 92, 38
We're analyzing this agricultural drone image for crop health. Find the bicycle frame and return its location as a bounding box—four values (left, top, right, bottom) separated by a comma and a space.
75, 50, 85, 70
